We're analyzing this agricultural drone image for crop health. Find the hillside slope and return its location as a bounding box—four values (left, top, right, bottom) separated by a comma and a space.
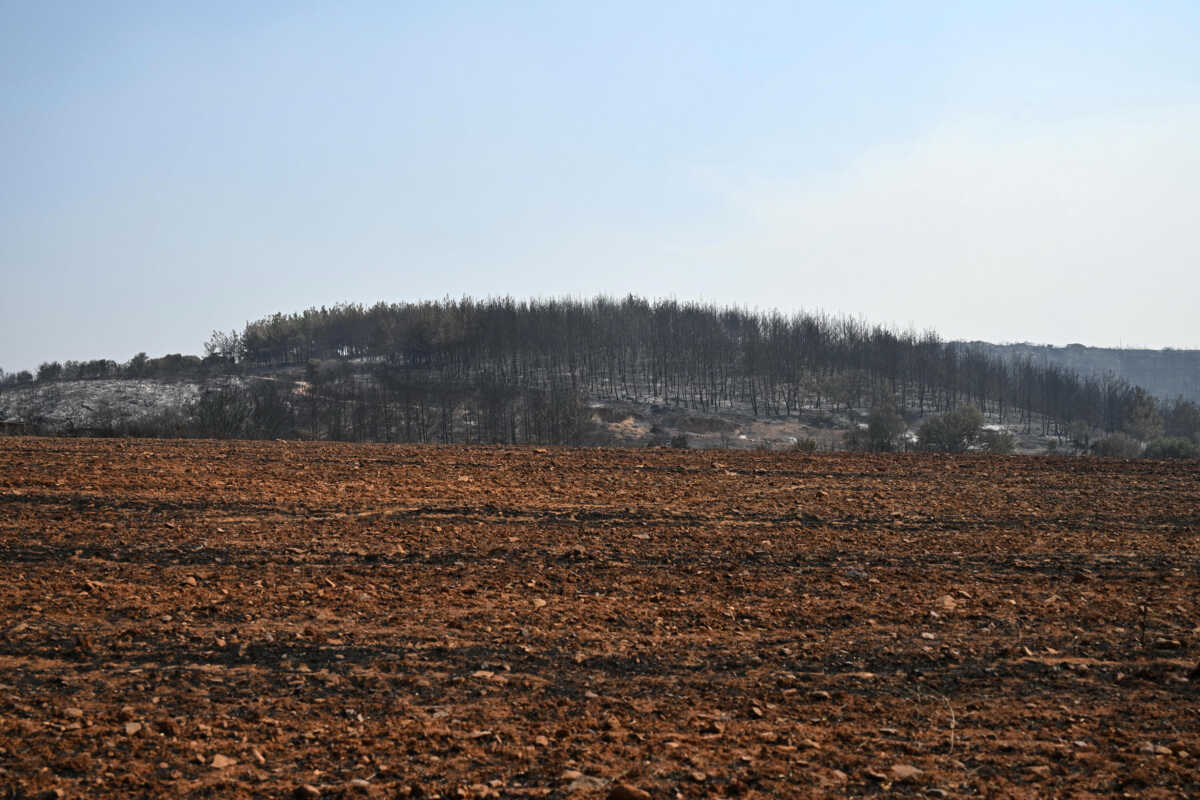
962, 341, 1200, 403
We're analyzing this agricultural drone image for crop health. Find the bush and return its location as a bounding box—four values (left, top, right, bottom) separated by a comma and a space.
1143, 436, 1199, 460
980, 429, 1016, 454
669, 433, 690, 449
866, 401, 906, 451
792, 437, 818, 453
918, 405, 984, 453
1093, 432, 1142, 458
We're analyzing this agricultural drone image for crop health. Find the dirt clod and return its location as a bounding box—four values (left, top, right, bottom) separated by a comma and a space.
607, 783, 651, 800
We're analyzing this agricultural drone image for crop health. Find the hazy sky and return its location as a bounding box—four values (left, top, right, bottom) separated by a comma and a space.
3, 2, 1198, 372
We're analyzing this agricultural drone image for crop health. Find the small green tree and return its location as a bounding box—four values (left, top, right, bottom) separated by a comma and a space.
866, 398, 907, 452
918, 404, 984, 453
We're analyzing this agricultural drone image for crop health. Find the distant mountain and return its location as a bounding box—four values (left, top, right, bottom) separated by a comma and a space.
959, 342, 1200, 404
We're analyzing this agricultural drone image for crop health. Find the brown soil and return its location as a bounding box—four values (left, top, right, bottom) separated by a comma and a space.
0, 438, 1197, 799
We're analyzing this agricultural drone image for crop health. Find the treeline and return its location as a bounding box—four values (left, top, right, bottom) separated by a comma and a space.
222, 297, 1196, 440
3, 352, 221, 386
10, 295, 1200, 452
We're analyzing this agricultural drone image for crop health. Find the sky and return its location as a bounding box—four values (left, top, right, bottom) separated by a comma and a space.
2, 1, 1199, 372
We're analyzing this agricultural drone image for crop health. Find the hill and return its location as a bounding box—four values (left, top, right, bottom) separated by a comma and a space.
960, 341, 1200, 404
3, 296, 1198, 454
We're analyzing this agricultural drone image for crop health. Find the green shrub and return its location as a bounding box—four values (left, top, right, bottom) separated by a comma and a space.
866, 401, 906, 452
1143, 436, 1199, 460
1093, 432, 1142, 458
918, 405, 984, 453
980, 429, 1015, 454
792, 437, 818, 453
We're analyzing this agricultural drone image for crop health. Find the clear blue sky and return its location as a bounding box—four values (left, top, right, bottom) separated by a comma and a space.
3, 1, 1198, 372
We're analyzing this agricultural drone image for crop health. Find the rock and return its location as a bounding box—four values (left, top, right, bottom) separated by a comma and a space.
937, 594, 957, 611
607, 783, 651, 800
123, 721, 142, 736
891, 764, 923, 781
534, 735, 549, 747
809, 690, 832, 700
211, 753, 237, 769
63, 707, 84, 720
182, 576, 198, 587
566, 776, 607, 792
250, 747, 267, 766
1138, 742, 1173, 756
295, 785, 321, 799
816, 768, 848, 787
689, 770, 707, 782
348, 778, 371, 792
531, 598, 547, 609
1028, 765, 1051, 777
560, 770, 584, 781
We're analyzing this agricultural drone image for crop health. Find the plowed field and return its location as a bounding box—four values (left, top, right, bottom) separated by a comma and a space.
1, 438, 1198, 799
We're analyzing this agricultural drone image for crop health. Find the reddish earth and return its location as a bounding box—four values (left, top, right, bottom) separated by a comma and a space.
0, 438, 1197, 799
